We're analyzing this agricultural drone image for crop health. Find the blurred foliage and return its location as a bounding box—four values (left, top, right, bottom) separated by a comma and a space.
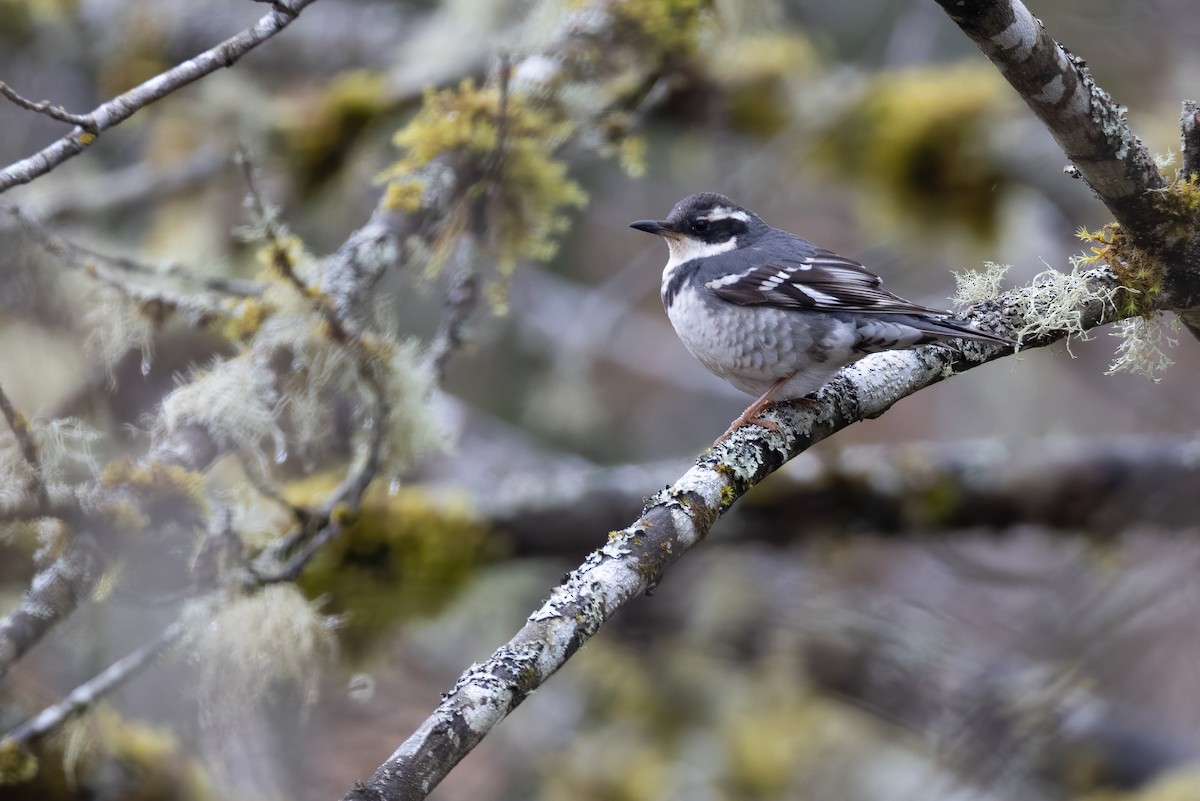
812, 63, 1015, 241
380, 78, 588, 284
279, 69, 397, 195
708, 32, 819, 136
2, 0, 1200, 799
296, 480, 491, 657
1, 707, 215, 800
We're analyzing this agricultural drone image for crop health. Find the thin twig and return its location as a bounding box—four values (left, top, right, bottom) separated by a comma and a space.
237, 152, 390, 553
0, 0, 320, 194
1, 618, 185, 746
8, 203, 263, 299
0, 383, 49, 514
0, 81, 93, 128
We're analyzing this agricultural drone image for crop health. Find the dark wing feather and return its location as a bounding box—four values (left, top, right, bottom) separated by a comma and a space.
705, 246, 947, 316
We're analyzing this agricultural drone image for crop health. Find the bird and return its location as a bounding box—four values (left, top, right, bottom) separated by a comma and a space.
630, 192, 1014, 438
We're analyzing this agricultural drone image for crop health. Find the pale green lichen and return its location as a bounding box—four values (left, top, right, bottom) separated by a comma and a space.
1106, 315, 1179, 380
82, 282, 156, 377
157, 351, 287, 474
612, 0, 711, 55
951, 261, 1010, 307
189, 586, 337, 728
1017, 266, 1118, 353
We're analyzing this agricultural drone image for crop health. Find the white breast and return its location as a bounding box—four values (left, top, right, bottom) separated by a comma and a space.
663, 281, 862, 401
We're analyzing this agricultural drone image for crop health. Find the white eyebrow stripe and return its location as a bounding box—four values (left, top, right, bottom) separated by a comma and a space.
703, 208, 751, 223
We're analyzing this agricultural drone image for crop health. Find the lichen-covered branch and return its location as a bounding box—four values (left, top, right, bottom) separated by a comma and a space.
1182, 100, 1200, 183
932, 0, 1165, 233
343, 269, 1123, 801
0, 541, 97, 680
936, 0, 1200, 345
0, 0, 320, 194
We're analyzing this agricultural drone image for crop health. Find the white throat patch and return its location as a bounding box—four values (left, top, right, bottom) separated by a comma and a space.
662, 236, 738, 284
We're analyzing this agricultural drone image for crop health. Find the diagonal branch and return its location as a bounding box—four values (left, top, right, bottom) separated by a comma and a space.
1, 618, 184, 746
343, 270, 1122, 801
0, 0, 319, 194
932, 0, 1165, 234
0, 540, 97, 680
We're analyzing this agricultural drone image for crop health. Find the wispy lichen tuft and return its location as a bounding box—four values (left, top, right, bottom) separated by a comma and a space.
83, 283, 156, 377
1107, 315, 1179, 380
158, 352, 287, 474
190, 586, 337, 728
1017, 266, 1118, 353
951, 262, 1009, 307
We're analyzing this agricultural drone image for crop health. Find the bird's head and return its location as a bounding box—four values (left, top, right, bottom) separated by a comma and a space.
630, 193, 767, 266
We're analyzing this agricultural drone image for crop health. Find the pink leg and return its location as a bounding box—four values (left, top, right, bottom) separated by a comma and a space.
714, 377, 820, 444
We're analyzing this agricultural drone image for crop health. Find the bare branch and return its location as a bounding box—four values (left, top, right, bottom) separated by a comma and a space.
932, 0, 1165, 234
0, 80, 92, 127
0, 0, 319, 194
343, 270, 1122, 801
467, 432, 1200, 556
1, 618, 184, 747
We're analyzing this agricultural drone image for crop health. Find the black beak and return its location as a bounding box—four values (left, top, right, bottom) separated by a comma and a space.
630, 219, 668, 235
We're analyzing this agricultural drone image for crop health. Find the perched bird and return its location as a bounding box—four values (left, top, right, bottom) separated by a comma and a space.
630, 193, 1013, 436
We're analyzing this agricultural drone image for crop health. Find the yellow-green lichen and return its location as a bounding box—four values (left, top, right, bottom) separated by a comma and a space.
814, 63, 1014, 240
100, 459, 209, 530
379, 79, 587, 285
1076, 224, 1163, 317
1154, 172, 1200, 239
612, 0, 711, 55
0, 739, 37, 785
296, 484, 490, 656
60, 707, 215, 800
283, 69, 394, 191
221, 296, 272, 342
709, 33, 819, 136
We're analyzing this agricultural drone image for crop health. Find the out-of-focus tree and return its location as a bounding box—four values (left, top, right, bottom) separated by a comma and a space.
1, 1, 1199, 800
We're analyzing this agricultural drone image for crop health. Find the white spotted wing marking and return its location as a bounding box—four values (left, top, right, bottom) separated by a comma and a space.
706, 246, 947, 315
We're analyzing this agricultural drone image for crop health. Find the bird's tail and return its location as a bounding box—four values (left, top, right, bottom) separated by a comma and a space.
913, 315, 1015, 347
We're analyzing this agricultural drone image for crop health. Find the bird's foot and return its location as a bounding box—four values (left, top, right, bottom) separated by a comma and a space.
713, 394, 820, 445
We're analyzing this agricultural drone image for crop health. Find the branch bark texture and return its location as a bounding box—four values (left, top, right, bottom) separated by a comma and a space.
933, 0, 1165, 234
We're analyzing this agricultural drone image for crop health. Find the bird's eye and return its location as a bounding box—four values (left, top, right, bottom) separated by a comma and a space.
692, 219, 709, 234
